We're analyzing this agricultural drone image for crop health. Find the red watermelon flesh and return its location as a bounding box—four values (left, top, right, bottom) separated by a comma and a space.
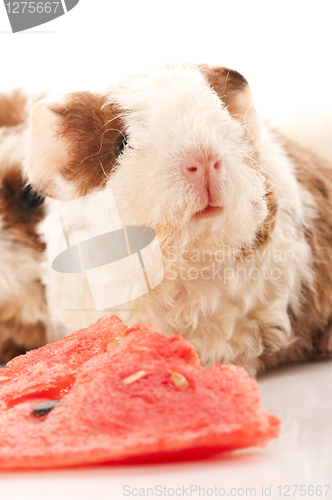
0, 316, 127, 407
0, 316, 279, 469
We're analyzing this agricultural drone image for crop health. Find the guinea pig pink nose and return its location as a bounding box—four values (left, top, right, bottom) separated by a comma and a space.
181, 155, 222, 185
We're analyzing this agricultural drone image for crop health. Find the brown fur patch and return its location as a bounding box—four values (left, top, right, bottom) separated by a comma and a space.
52, 92, 126, 197
239, 184, 279, 262
260, 134, 332, 368
0, 165, 45, 253
0, 90, 28, 128
199, 65, 248, 109
255, 186, 279, 247
199, 65, 261, 145
0, 320, 46, 364
0, 163, 47, 359
0, 338, 27, 364
0, 111, 47, 360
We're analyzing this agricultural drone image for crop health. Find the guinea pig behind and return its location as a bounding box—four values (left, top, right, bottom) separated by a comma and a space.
24, 64, 332, 376
0, 90, 49, 362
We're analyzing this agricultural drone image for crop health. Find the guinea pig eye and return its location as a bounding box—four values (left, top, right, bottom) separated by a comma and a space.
20, 185, 45, 211
114, 133, 129, 157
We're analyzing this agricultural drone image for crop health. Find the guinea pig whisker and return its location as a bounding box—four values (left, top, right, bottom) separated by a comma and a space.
97, 158, 107, 179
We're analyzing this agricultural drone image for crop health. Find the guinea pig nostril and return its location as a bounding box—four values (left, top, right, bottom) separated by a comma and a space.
213, 159, 222, 170
189, 167, 198, 173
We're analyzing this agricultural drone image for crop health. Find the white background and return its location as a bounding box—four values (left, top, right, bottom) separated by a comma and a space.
0, 0, 332, 120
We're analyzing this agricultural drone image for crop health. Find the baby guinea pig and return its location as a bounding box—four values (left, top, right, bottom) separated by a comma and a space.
24, 64, 332, 376
0, 90, 49, 362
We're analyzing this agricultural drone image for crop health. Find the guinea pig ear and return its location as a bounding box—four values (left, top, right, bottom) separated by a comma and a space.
25, 92, 125, 199
200, 65, 261, 143
24, 97, 69, 198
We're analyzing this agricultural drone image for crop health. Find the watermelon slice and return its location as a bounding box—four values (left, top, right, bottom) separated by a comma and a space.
0, 316, 279, 469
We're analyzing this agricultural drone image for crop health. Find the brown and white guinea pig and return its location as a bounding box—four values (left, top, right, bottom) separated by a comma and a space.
0, 90, 50, 362
24, 64, 332, 376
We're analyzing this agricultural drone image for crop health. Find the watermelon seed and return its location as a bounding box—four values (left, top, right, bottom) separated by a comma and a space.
106, 340, 119, 351
0, 376, 9, 383
123, 370, 151, 384
170, 372, 189, 389
32, 400, 60, 417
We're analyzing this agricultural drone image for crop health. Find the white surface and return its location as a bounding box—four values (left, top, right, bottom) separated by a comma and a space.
0, 360, 331, 500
